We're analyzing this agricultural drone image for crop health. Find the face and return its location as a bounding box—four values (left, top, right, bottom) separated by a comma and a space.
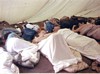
40, 30, 46, 34
53, 25, 60, 32
36, 28, 41, 33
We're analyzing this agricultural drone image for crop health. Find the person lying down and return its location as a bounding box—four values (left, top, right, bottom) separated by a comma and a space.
57, 28, 100, 60
32, 29, 89, 73
4, 32, 40, 68
0, 47, 19, 74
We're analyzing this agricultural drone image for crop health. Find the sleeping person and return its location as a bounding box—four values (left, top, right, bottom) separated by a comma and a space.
72, 23, 100, 41
32, 28, 88, 73
3, 32, 40, 68
44, 18, 100, 60
36, 18, 100, 72
58, 28, 100, 60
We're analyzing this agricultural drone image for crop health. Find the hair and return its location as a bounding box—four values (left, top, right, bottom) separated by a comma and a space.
40, 27, 46, 30
3, 32, 11, 40
54, 18, 60, 25
95, 19, 100, 25
78, 17, 87, 24
0, 37, 4, 46
70, 15, 78, 20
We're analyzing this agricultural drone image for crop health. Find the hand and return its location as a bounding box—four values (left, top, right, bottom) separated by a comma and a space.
72, 25, 76, 31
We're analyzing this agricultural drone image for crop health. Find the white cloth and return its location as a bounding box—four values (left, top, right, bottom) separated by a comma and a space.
5, 37, 40, 63
26, 23, 34, 29
57, 29, 100, 60
0, 47, 19, 74
6, 37, 38, 53
26, 24, 40, 32
38, 33, 82, 72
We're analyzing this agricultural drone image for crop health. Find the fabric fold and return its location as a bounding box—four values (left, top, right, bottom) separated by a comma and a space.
38, 33, 81, 72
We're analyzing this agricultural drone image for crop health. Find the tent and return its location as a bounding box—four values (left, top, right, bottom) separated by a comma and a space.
0, 0, 100, 73
0, 0, 100, 24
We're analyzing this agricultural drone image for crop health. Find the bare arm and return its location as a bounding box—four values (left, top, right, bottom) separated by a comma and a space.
32, 36, 47, 43
87, 28, 100, 36
72, 25, 83, 32
32, 33, 51, 43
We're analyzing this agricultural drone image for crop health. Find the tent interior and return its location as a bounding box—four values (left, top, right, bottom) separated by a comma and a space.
0, 0, 100, 24
0, 0, 100, 73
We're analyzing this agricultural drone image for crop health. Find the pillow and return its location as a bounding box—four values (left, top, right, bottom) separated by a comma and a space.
44, 21, 54, 33
64, 61, 89, 72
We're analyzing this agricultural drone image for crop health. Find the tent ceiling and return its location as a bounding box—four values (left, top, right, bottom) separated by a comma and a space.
0, 0, 100, 24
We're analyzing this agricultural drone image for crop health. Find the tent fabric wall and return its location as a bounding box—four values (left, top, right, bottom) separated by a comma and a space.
0, 0, 100, 24
0, 0, 47, 24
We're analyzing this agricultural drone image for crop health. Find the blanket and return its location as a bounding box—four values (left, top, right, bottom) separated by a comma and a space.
0, 47, 19, 74
5, 35, 40, 68
57, 29, 100, 60
38, 33, 82, 72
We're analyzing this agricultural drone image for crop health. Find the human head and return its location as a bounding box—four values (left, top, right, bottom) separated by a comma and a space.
78, 17, 87, 24
44, 18, 60, 33
39, 28, 47, 36
53, 24, 60, 32
95, 17, 100, 25
1, 28, 22, 37
50, 18, 60, 24
3, 32, 11, 40
2, 31, 20, 43
60, 16, 69, 21
32, 24, 40, 33
44, 21, 54, 33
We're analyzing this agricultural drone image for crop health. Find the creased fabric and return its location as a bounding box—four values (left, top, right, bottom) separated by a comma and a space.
58, 29, 100, 60
38, 33, 82, 72
0, 47, 19, 74
5, 35, 40, 68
